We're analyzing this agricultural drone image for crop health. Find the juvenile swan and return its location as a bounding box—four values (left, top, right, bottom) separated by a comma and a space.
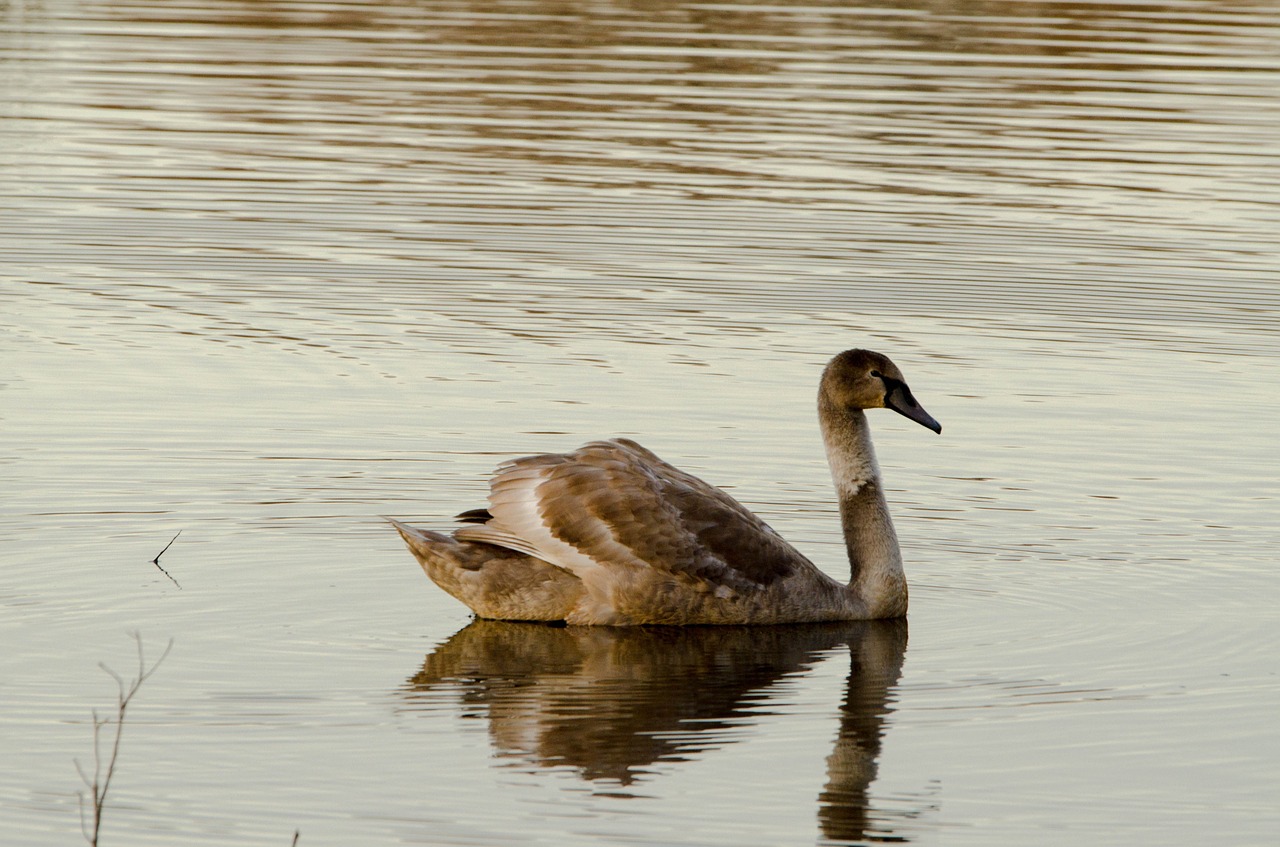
391, 349, 941, 625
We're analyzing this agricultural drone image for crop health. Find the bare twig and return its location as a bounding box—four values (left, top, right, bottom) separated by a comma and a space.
150, 531, 182, 588
291, 830, 300, 846
75, 633, 174, 847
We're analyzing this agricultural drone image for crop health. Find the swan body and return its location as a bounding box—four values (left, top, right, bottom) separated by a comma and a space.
392, 349, 940, 625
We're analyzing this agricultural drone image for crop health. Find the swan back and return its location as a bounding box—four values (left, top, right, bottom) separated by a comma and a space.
457, 439, 809, 590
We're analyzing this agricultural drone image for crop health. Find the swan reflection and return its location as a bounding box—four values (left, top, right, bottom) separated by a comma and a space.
403, 618, 908, 842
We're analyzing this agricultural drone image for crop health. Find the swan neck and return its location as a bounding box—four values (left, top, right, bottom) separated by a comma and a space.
818, 398, 907, 617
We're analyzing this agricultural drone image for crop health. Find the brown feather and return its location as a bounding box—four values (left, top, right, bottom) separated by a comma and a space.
486, 439, 808, 595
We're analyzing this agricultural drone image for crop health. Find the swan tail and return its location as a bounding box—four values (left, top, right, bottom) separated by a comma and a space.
386, 517, 583, 622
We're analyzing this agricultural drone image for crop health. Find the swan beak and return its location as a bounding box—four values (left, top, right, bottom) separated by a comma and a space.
884, 379, 942, 434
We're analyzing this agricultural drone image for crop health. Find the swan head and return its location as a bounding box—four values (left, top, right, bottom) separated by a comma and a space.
821, 349, 942, 434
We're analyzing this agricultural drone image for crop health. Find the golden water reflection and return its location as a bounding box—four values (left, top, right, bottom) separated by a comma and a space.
404, 618, 909, 842
6, 0, 1275, 356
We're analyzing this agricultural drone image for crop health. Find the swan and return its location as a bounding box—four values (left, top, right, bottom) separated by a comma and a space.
390, 349, 940, 625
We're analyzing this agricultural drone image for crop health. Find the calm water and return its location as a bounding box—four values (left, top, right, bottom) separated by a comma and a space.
3, 0, 1279, 844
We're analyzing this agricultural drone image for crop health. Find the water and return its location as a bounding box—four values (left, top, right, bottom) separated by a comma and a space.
2, 0, 1279, 844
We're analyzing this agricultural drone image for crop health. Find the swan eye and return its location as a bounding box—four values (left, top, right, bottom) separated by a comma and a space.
870, 370, 883, 379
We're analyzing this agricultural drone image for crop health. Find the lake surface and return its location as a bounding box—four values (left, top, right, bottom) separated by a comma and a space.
3, 0, 1279, 844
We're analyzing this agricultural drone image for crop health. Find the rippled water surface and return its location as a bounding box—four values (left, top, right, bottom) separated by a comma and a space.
3, 1, 1279, 844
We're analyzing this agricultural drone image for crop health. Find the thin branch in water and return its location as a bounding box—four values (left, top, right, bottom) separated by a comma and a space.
74, 632, 174, 847
291, 830, 300, 846
150, 530, 182, 588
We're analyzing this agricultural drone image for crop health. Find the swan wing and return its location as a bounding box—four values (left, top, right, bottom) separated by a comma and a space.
454, 438, 810, 595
